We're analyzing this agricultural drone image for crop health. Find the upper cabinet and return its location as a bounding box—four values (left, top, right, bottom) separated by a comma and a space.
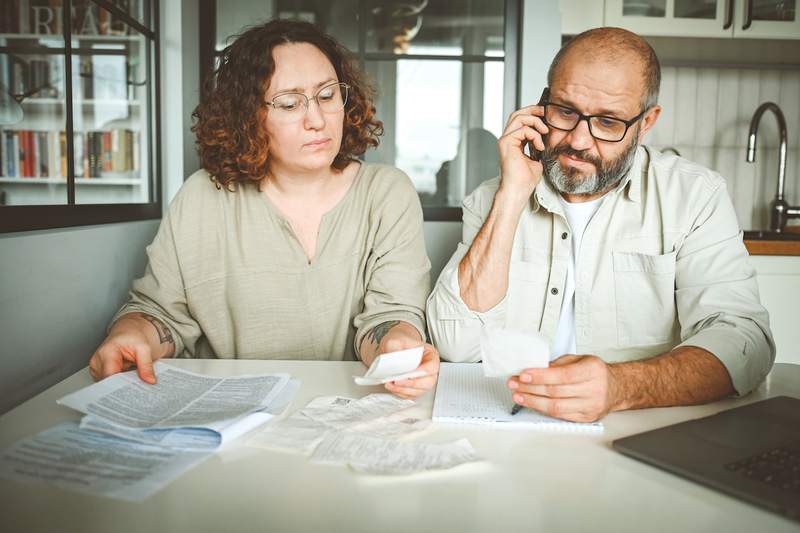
563, 0, 800, 39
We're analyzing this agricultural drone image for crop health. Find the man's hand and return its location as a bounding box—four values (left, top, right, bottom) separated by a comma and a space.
507, 354, 620, 422
497, 104, 549, 197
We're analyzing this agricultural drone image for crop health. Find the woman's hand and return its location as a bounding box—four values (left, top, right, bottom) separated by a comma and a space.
88, 313, 175, 384
383, 342, 440, 400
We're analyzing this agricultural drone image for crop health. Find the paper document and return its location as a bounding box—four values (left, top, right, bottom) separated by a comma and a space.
312, 433, 480, 475
354, 346, 425, 385
480, 325, 550, 378
433, 363, 603, 431
246, 393, 420, 454
0, 422, 211, 502
78, 378, 300, 451
58, 362, 290, 429
302, 393, 414, 429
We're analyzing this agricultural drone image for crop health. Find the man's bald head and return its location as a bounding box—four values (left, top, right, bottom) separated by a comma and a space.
547, 27, 661, 110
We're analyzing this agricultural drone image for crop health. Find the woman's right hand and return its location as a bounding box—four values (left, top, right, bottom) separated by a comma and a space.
88, 315, 163, 384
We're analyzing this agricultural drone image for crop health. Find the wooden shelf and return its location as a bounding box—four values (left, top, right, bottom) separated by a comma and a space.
0, 177, 142, 186
20, 98, 141, 107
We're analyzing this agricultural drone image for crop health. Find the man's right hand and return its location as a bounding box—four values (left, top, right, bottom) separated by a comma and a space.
497, 104, 549, 198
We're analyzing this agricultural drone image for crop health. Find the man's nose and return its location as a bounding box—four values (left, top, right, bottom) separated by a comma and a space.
565, 118, 594, 151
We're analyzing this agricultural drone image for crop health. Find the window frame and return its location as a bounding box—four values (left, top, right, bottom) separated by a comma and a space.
0, 0, 163, 233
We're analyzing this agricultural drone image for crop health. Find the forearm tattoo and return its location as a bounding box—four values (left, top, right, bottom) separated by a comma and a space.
143, 315, 175, 345
367, 320, 401, 347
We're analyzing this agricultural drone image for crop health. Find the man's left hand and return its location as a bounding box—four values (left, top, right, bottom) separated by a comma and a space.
507, 354, 620, 422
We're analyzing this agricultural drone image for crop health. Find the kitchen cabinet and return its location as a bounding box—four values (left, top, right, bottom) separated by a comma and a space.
751, 255, 800, 365
561, 0, 800, 39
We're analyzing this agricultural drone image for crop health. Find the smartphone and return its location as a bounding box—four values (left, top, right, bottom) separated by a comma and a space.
528, 87, 549, 162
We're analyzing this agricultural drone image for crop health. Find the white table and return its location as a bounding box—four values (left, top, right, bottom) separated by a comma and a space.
1, 360, 798, 533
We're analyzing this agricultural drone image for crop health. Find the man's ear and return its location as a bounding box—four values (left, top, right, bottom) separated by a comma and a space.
638, 105, 661, 143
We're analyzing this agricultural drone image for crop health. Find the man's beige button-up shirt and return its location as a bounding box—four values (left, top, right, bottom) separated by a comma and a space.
427, 146, 775, 395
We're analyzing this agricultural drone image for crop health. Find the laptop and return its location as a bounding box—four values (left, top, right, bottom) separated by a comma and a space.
612, 396, 800, 523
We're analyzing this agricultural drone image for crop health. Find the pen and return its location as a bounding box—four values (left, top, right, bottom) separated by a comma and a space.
510, 403, 523, 415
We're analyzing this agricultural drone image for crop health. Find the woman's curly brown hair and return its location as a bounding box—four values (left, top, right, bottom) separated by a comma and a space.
192, 19, 383, 188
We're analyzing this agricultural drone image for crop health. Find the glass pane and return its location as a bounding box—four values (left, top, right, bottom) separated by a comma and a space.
365, 0, 505, 57
365, 59, 503, 208
623, 0, 667, 17
72, 1, 150, 204
752, 0, 796, 21
675, 0, 718, 19
0, 28, 68, 204
217, 1, 359, 52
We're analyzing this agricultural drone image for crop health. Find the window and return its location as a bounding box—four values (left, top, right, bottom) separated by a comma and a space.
0, 0, 161, 232
205, 0, 520, 220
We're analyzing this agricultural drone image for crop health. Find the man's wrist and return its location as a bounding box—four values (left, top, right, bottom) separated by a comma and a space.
495, 181, 534, 212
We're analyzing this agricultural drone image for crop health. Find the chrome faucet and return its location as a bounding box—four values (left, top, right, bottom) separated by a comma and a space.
746, 102, 799, 232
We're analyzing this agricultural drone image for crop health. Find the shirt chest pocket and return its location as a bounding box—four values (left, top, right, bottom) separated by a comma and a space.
612, 250, 678, 347
506, 249, 551, 332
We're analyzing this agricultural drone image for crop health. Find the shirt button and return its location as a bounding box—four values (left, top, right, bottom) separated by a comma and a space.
561, 232, 568, 240
551, 287, 559, 295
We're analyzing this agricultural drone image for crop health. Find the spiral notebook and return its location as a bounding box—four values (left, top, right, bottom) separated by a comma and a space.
432, 363, 603, 432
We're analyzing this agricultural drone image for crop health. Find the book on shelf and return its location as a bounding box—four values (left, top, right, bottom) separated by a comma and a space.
0, 128, 138, 179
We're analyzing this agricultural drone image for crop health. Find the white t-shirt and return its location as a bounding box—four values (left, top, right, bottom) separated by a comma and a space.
550, 195, 604, 359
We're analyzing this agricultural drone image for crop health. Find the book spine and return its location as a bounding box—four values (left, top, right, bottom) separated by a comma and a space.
103, 131, 111, 173
39, 131, 49, 177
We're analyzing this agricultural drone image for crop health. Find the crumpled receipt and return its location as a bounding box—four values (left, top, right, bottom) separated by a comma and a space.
354, 346, 426, 385
480, 325, 550, 378
311, 433, 481, 475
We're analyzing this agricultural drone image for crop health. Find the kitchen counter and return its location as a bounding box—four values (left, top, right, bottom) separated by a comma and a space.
744, 226, 800, 256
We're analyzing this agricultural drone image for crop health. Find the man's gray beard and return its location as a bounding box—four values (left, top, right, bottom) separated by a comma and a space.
542, 138, 639, 196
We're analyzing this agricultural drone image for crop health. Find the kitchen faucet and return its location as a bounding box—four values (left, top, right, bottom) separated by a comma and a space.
746, 102, 798, 232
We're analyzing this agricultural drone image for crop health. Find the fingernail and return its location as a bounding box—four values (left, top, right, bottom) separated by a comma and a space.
508, 380, 518, 389
513, 394, 524, 403
521, 374, 532, 383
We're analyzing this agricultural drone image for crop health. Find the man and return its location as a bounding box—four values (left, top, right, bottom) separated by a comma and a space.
426, 27, 774, 423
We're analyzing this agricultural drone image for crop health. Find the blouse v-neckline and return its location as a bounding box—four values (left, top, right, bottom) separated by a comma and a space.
258, 162, 365, 266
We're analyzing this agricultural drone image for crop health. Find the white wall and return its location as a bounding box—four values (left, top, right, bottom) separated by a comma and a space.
647, 66, 800, 231
0, 220, 159, 413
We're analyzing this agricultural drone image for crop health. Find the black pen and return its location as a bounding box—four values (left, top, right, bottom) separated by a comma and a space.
510, 403, 523, 415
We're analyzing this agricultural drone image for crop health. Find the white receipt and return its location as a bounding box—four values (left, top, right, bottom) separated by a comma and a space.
301, 393, 414, 429
246, 394, 416, 454
480, 325, 550, 377
354, 346, 426, 385
245, 413, 331, 455
311, 433, 481, 475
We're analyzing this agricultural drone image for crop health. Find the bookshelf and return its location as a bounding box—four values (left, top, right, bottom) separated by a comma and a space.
0, 0, 154, 207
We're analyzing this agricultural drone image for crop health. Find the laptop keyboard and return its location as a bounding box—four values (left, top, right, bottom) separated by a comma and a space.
725, 442, 800, 493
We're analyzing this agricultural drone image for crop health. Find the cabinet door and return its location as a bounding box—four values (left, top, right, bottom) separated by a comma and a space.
733, 0, 800, 39
604, 0, 735, 37
561, 0, 605, 35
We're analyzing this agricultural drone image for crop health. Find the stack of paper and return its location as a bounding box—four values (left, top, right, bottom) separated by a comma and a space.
0, 363, 299, 501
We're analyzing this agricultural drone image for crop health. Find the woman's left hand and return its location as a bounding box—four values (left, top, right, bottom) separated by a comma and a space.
382, 342, 440, 399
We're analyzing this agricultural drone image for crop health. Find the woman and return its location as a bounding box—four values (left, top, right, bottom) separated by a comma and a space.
88, 19, 438, 399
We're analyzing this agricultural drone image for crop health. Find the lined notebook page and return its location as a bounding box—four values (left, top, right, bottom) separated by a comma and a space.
432, 363, 603, 432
